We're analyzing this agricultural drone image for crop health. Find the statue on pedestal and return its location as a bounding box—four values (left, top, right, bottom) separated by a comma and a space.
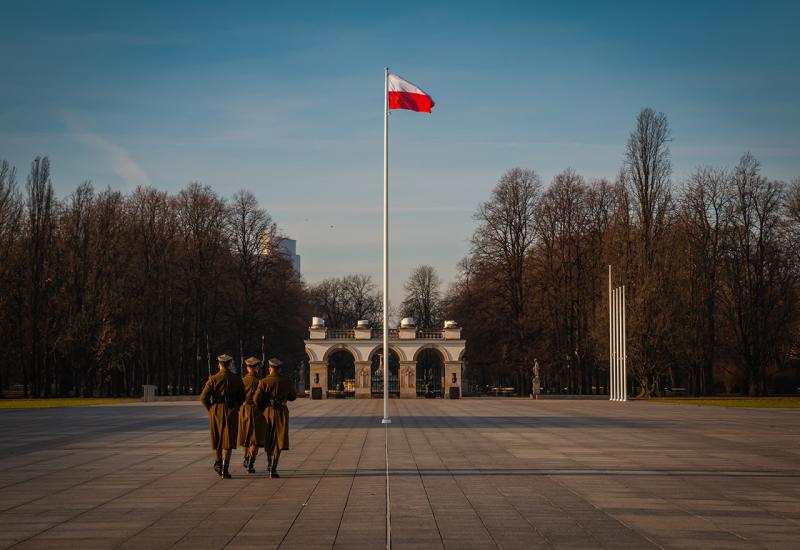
531, 359, 541, 399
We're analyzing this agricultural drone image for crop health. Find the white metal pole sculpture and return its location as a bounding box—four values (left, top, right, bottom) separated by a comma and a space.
608, 266, 627, 402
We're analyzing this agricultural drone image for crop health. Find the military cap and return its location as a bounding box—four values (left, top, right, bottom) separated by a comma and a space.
244, 356, 261, 367
268, 357, 284, 368
217, 354, 233, 364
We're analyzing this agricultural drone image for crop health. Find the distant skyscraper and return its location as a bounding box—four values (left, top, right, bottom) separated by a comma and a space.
277, 238, 301, 273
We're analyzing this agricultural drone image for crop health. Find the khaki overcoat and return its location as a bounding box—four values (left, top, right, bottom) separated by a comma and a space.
254, 372, 297, 454
238, 373, 266, 447
199, 369, 246, 450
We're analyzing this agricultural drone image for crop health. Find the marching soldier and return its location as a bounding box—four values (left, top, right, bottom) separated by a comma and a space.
238, 356, 266, 473
254, 357, 297, 478
199, 354, 245, 479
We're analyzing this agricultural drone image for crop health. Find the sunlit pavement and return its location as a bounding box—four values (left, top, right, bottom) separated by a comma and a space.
0, 398, 798, 549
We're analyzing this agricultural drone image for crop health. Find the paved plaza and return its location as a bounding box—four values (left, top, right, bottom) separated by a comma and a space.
0, 399, 798, 549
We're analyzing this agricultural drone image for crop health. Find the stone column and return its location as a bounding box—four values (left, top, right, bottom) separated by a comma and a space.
355, 361, 372, 399
444, 361, 463, 399
309, 360, 328, 399
399, 361, 417, 399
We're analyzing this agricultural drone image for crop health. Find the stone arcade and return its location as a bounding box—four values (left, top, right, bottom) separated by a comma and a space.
304, 318, 466, 398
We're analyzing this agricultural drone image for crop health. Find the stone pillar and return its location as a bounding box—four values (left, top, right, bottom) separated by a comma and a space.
444, 361, 463, 399
309, 360, 328, 399
399, 361, 417, 398
355, 361, 372, 399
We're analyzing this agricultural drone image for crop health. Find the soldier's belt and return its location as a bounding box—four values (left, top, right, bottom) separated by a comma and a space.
209, 396, 236, 407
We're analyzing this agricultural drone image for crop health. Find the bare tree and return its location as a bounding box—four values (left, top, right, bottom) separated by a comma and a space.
472, 168, 541, 393
675, 166, 731, 395
172, 183, 229, 391
401, 265, 442, 329
723, 153, 793, 395
309, 274, 382, 329
23, 157, 57, 396
623, 108, 675, 396
0, 160, 22, 392
226, 190, 278, 361
532, 169, 592, 393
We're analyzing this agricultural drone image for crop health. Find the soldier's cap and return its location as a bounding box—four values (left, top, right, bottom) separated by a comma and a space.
244, 356, 261, 367
268, 358, 284, 368
217, 354, 233, 364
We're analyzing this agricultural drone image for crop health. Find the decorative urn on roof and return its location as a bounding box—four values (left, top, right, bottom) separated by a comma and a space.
354, 319, 372, 339
309, 317, 327, 339
399, 317, 417, 339
443, 320, 461, 339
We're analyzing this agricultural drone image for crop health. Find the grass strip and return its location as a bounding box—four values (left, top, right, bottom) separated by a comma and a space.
0, 398, 141, 409
643, 397, 800, 408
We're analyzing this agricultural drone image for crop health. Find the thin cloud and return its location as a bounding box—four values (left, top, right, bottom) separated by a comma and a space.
61, 112, 151, 189
36, 30, 184, 46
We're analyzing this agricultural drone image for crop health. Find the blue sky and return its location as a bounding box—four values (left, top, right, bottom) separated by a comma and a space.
2, 0, 799, 305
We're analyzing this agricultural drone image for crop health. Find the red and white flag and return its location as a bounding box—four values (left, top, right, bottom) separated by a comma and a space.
388, 74, 435, 113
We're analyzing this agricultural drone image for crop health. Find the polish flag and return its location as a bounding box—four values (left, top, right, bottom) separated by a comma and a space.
388, 74, 435, 113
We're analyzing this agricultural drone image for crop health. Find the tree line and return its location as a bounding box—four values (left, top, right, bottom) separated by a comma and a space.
446, 108, 800, 397
0, 158, 308, 397
309, 109, 800, 397
2, 107, 799, 398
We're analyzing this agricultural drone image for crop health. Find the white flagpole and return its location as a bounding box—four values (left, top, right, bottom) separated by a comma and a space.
608, 265, 613, 401
382, 67, 391, 424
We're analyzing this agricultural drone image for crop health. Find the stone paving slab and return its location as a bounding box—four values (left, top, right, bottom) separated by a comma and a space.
0, 398, 798, 548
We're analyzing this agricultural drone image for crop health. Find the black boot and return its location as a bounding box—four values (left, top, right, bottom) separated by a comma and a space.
213, 461, 222, 476
266, 457, 272, 476
242, 455, 249, 468
270, 457, 280, 479
222, 460, 232, 479
247, 456, 256, 474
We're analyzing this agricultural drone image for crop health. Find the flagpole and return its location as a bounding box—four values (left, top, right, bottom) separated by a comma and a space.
382, 67, 391, 424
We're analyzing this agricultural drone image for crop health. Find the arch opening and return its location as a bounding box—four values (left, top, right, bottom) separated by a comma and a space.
371, 349, 400, 397
416, 348, 444, 398
327, 349, 355, 398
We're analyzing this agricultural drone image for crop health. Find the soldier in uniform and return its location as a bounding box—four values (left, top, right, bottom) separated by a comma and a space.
254, 358, 297, 478
238, 356, 266, 473
199, 354, 245, 479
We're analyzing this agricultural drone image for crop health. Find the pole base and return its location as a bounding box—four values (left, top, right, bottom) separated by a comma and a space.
381, 418, 392, 424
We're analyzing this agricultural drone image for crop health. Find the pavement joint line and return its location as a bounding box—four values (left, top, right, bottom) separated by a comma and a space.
547, 407, 794, 548
542, 456, 663, 550
611, 469, 790, 546
2, 443, 179, 514
394, 400, 445, 549
274, 401, 366, 549
0, 406, 203, 459
427, 400, 556, 550
164, 403, 323, 549
27, 402, 322, 548
328, 401, 371, 548
135, 425, 319, 549
0, 448, 100, 495
405, 400, 501, 549
384, 419, 391, 550
412, 403, 510, 549
454, 400, 649, 550
6, 444, 199, 548
559, 404, 786, 547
